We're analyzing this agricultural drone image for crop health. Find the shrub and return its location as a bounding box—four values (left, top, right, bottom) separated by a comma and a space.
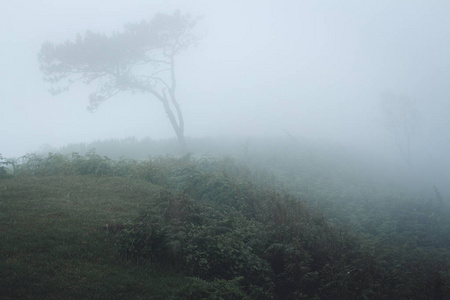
113, 159, 374, 299
174, 276, 249, 300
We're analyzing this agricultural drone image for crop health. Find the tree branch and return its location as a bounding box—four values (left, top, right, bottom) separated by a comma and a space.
39, 10, 199, 152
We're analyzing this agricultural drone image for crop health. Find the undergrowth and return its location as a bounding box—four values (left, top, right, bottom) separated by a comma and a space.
1, 150, 449, 299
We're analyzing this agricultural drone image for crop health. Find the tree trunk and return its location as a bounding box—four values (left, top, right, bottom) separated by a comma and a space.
160, 94, 187, 153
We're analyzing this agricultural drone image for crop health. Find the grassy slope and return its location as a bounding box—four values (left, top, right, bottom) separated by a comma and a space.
0, 154, 370, 299
0, 175, 189, 300
2, 137, 450, 299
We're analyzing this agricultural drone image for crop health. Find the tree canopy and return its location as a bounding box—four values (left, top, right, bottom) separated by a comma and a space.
39, 11, 200, 151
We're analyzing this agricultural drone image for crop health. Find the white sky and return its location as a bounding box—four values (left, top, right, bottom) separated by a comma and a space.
1, 0, 450, 158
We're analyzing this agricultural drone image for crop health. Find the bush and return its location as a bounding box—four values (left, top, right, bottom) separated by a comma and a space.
174, 276, 248, 300
0, 154, 14, 178
113, 159, 375, 299
10, 148, 450, 299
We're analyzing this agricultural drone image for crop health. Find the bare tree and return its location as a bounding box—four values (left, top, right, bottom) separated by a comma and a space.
380, 92, 419, 168
39, 11, 200, 152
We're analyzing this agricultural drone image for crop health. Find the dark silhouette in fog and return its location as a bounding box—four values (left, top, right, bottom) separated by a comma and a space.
379, 92, 419, 169
38, 10, 200, 152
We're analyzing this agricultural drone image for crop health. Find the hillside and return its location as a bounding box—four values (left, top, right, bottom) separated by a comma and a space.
1, 140, 450, 299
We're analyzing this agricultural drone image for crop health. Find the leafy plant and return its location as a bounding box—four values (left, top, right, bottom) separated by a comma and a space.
174, 276, 248, 300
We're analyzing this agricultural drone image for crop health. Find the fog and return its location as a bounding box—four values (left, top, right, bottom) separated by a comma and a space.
1, 1, 449, 191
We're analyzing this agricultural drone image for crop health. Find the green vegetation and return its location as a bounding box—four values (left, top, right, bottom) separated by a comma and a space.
1, 139, 449, 299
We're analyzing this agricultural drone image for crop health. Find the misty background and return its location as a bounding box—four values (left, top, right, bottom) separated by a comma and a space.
1, 1, 449, 192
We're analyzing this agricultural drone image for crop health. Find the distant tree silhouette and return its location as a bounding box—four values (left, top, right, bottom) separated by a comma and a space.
39, 11, 201, 152
380, 92, 419, 168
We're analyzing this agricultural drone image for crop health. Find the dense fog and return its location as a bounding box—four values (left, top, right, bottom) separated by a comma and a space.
1, 1, 449, 192
3, 2, 450, 298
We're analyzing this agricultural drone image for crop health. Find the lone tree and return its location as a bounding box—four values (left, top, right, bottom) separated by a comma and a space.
39, 11, 200, 152
380, 92, 419, 168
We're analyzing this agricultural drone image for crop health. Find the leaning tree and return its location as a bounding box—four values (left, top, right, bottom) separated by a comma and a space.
39, 11, 200, 152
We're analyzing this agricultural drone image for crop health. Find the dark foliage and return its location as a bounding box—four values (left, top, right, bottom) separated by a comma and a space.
6, 147, 450, 299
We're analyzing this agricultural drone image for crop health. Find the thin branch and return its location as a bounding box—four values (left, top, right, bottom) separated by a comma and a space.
147, 76, 171, 92
143, 68, 171, 80
147, 59, 171, 65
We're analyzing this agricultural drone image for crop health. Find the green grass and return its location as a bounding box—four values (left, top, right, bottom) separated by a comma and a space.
0, 175, 190, 299
2, 148, 450, 299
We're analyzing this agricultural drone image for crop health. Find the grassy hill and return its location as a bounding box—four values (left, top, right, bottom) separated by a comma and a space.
1, 138, 450, 299
0, 174, 193, 299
